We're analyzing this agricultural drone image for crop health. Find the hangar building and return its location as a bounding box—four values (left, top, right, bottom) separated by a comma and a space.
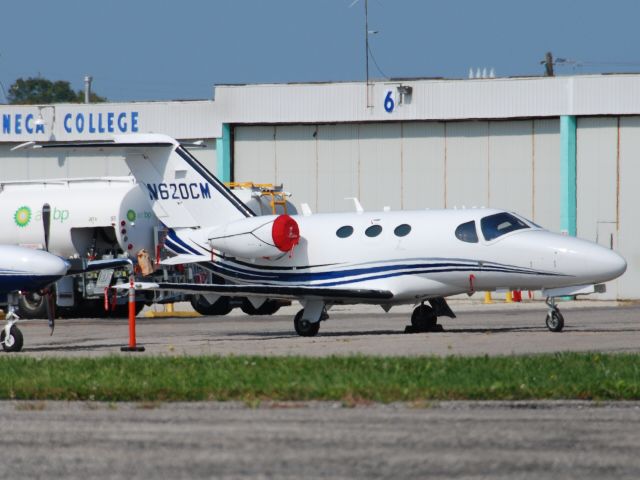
0, 74, 639, 299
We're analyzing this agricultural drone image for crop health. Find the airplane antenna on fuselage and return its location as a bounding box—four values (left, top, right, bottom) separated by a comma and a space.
345, 197, 364, 213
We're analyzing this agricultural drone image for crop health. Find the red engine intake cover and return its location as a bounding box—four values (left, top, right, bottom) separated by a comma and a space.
272, 215, 300, 252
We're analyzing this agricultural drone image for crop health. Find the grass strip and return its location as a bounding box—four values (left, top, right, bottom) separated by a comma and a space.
1, 353, 640, 402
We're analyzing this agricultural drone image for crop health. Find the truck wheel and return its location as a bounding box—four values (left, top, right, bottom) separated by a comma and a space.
17, 293, 48, 319
240, 299, 281, 316
107, 302, 145, 318
190, 295, 233, 316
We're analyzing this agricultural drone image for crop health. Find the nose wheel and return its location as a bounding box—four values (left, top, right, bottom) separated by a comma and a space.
1, 297, 24, 352
1, 324, 23, 352
545, 297, 565, 332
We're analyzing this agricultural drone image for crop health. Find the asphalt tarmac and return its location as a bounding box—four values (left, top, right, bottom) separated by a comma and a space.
4, 300, 640, 479
8, 300, 640, 357
3, 400, 640, 479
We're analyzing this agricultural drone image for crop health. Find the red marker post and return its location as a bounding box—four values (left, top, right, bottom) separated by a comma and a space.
121, 275, 145, 352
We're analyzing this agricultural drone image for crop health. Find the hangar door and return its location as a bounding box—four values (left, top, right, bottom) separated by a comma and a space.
233, 120, 560, 231
576, 117, 619, 299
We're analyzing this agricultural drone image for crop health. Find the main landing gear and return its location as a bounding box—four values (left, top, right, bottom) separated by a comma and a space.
409, 304, 442, 332
1, 294, 24, 353
545, 297, 565, 332
292, 300, 328, 337
406, 298, 456, 333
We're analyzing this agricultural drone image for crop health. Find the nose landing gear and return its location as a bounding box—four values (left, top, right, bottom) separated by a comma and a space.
1, 294, 24, 352
545, 297, 565, 332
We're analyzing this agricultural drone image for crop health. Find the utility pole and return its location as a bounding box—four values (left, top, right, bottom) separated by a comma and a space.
543, 52, 554, 77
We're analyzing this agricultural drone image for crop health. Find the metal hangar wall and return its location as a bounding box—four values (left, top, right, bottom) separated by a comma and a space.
1, 75, 639, 299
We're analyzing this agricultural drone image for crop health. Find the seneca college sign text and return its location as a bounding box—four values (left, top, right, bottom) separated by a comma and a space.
1, 109, 140, 138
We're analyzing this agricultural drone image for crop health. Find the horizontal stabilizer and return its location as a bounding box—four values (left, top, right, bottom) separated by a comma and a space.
160, 254, 211, 266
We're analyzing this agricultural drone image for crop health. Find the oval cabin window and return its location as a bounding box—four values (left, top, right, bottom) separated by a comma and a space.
336, 225, 354, 238
365, 225, 383, 237
394, 224, 412, 237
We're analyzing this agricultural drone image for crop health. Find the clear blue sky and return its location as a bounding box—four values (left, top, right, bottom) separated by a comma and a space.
1, 0, 639, 102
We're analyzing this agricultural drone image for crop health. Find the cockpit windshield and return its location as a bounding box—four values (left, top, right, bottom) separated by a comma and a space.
480, 212, 530, 241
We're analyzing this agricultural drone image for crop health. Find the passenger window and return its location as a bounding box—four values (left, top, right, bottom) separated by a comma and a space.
455, 221, 479, 243
365, 225, 383, 237
394, 224, 411, 237
336, 226, 354, 238
481, 212, 529, 241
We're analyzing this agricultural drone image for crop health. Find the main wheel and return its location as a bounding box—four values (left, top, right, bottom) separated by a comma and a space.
240, 299, 281, 316
1, 325, 24, 352
17, 292, 48, 319
293, 309, 320, 337
546, 309, 564, 332
411, 304, 438, 331
190, 295, 233, 316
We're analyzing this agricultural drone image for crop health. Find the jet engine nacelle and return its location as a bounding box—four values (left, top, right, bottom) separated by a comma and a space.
207, 214, 300, 259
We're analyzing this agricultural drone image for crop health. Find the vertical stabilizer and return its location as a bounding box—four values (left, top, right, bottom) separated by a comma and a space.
118, 134, 254, 228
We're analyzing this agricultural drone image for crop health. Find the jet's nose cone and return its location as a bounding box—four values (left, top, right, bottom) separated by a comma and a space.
600, 248, 627, 281
571, 240, 627, 284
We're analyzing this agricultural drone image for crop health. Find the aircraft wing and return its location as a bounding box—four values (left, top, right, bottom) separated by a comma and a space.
126, 281, 394, 302
67, 258, 133, 275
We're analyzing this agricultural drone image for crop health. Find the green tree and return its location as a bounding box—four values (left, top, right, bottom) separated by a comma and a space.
7, 77, 107, 104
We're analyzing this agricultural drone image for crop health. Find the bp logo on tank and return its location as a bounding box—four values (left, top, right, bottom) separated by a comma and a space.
14, 206, 31, 227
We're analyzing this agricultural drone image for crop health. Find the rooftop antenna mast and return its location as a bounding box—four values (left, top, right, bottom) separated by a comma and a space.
364, 0, 370, 107
350, 0, 372, 108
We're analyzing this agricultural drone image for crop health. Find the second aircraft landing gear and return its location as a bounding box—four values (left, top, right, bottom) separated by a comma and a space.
1, 294, 24, 352
545, 297, 565, 332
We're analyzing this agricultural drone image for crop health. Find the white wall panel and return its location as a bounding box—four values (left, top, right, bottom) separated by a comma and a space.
190, 144, 217, 176
358, 123, 402, 211
274, 125, 318, 211
532, 119, 560, 232
233, 126, 276, 184
401, 122, 445, 210
576, 117, 619, 299
0, 142, 216, 182
488, 121, 533, 217
316, 124, 359, 213
576, 118, 618, 241
445, 122, 489, 208
617, 117, 640, 299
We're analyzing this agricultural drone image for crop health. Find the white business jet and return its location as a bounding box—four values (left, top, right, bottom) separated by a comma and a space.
37, 134, 627, 336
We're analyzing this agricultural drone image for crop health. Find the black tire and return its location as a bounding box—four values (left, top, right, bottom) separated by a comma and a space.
190, 295, 233, 316
17, 292, 48, 319
240, 299, 281, 316
1, 325, 24, 352
293, 309, 320, 337
411, 304, 438, 331
546, 310, 565, 332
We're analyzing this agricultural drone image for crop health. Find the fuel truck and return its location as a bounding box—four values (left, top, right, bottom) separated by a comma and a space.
0, 177, 295, 318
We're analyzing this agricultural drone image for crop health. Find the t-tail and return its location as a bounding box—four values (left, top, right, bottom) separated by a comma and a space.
118, 134, 255, 228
